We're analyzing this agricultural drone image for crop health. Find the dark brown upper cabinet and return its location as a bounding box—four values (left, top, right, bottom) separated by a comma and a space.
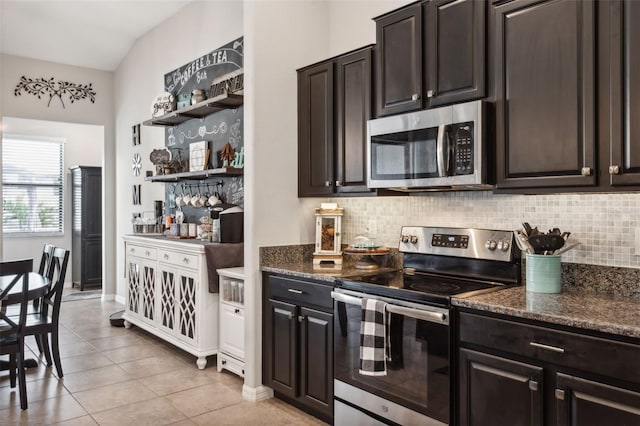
424, 0, 486, 108
608, 0, 640, 186
298, 61, 334, 197
335, 48, 373, 193
494, 0, 597, 190
298, 46, 374, 197
375, 3, 423, 116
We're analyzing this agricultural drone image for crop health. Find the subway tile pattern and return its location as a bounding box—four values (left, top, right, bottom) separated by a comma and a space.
330, 192, 640, 269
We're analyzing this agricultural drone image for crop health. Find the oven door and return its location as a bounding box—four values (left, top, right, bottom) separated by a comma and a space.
332, 288, 451, 425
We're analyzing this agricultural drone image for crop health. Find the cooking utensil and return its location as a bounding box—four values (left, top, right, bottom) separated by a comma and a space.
528, 234, 565, 255
553, 241, 579, 256
561, 231, 571, 241
515, 230, 535, 255
522, 222, 533, 237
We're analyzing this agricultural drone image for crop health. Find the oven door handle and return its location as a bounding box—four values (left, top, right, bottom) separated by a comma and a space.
331, 291, 448, 324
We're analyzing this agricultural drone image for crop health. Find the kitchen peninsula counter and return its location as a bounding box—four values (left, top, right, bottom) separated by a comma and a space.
261, 263, 397, 283
454, 286, 640, 339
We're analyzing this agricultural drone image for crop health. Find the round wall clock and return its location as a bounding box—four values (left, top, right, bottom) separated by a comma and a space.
132, 153, 142, 176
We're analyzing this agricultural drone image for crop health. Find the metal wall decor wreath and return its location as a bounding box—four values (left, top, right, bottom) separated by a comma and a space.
14, 76, 97, 108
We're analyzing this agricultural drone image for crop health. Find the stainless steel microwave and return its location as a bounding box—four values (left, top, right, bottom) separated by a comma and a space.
367, 100, 491, 191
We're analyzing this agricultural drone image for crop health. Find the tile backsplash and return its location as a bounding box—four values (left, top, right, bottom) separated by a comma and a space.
331, 192, 640, 269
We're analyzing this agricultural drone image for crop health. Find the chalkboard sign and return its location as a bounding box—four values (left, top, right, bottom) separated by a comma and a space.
162, 36, 244, 221
164, 37, 243, 97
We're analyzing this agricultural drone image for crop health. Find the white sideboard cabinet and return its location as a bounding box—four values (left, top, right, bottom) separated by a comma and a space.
123, 235, 218, 369
216, 267, 245, 377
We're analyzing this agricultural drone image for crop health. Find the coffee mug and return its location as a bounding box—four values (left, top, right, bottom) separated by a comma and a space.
175, 195, 187, 207
181, 194, 192, 207
208, 194, 220, 206
191, 194, 206, 208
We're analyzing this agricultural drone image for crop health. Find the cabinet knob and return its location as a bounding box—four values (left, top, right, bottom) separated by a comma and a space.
555, 389, 565, 400
324, 181, 331, 187
221, 359, 227, 365
235, 308, 240, 314
581, 167, 592, 176
145, 250, 150, 256
528, 380, 539, 392
183, 257, 189, 264
298, 315, 305, 322
609, 165, 620, 175
335, 180, 342, 187
427, 90, 435, 98
164, 253, 169, 260
130, 248, 135, 253
411, 93, 420, 101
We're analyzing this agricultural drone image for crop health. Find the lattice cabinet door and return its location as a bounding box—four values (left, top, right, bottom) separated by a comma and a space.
175, 268, 199, 345
126, 257, 155, 322
157, 266, 178, 335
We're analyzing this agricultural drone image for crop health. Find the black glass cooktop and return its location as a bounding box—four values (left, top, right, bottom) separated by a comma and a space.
336, 271, 507, 307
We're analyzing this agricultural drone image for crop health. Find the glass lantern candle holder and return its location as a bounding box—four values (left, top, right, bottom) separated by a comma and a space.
313, 203, 344, 268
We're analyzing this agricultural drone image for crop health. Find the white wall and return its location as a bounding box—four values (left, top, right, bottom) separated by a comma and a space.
2, 117, 102, 277
0, 54, 115, 297
113, 1, 243, 300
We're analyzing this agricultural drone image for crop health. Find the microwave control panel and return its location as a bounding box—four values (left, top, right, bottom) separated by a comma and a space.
452, 122, 474, 175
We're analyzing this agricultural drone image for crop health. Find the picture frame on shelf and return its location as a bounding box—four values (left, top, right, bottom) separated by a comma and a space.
189, 141, 209, 172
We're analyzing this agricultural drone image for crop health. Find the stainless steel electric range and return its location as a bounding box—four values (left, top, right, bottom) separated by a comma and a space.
332, 226, 521, 425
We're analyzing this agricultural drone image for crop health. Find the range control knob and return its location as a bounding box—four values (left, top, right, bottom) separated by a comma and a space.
485, 240, 497, 251
501, 241, 510, 251
497, 241, 504, 251
401, 235, 410, 243
410, 235, 419, 244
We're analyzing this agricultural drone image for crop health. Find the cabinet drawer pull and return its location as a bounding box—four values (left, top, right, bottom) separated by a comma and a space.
609, 165, 620, 175
287, 288, 303, 294
528, 380, 538, 392
145, 250, 150, 256
581, 167, 592, 176
130, 248, 135, 253
555, 389, 565, 400
183, 257, 189, 264
164, 253, 169, 260
530, 342, 565, 353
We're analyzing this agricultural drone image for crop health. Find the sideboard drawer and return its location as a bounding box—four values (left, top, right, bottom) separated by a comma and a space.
127, 243, 157, 261
158, 249, 199, 270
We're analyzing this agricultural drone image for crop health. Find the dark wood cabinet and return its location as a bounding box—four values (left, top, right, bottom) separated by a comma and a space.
298, 61, 334, 197
494, 0, 597, 190
70, 166, 102, 290
608, 0, 640, 187
556, 373, 640, 425
335, 48, 373, 193
298, 46, 374, 197
262, 273, 333, 423
459, 348, 543, 426
457, 310, 640, 425
425, 0, 486, 108
375, 3, 423, 116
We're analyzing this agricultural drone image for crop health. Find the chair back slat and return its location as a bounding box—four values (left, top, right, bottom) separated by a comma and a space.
38, 244, 56, 279
42, 248, 70, 320
0, 259, 32, 335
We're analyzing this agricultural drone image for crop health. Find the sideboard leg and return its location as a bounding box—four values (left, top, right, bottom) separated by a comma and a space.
196, 357, 207, 369
124, 320, 132, 329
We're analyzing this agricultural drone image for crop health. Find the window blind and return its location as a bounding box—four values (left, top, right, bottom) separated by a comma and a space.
2, 137, 64, 234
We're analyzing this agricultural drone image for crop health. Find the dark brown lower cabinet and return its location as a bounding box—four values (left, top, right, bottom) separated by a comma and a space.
458, 310, 640, 425
459, 348, 543, 426
262, 273, 333, 423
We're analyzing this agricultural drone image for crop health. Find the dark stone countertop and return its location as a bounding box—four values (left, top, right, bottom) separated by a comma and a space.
261, 263, 398, 283
453, 286, 640, 339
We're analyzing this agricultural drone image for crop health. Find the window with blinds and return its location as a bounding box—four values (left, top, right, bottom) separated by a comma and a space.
2, 136, 64, 235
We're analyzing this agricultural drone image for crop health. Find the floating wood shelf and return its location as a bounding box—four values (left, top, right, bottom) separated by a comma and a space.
143, 93, 243, 127
145, 167, 243, 182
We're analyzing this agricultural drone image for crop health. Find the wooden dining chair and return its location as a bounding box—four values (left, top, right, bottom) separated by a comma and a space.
0, 258, 33, 410
19, 248, 70, 378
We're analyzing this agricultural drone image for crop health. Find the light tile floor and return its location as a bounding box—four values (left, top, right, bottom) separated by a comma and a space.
0, 285, 327, 425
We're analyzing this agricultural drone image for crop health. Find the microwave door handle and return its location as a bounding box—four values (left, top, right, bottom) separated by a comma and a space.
437, 124, 449, 177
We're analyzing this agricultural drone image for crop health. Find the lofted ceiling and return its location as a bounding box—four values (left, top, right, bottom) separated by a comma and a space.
0, 0, 193, 71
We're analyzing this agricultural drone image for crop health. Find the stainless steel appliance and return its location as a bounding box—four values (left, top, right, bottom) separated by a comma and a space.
333, 226, 521, 425
367, 100, 490, 191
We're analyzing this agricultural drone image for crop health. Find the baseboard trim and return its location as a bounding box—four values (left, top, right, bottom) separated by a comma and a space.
115, 294, 126, 304
242, 384, 274, 402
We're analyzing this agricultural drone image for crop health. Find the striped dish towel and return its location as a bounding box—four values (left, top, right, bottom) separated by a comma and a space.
359, 298, 388, 376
